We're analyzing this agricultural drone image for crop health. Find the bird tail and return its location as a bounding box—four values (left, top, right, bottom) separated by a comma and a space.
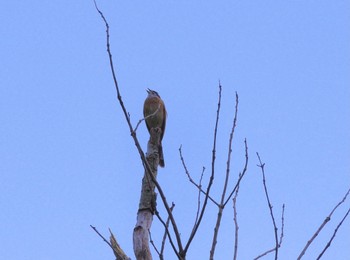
159, 144, 165, 167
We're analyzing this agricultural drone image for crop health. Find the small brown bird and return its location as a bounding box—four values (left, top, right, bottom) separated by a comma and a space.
143, 89, 166, 167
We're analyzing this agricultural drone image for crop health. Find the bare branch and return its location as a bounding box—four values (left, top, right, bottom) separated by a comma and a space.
179, 146, 219, 207
280, 204, 285, 247
317, 207, 350, 259
297, 187, 350, 259
154, 209, 181, 259
233, 179, 241, 260
223, 139, 248, 207
193, 167, 205, 228
160, 203, 176, 260
109, 229, 132, 260
254, 204, 285, 260
90, 225, 130, 260
90, 225, 114, 251
133, 104, 161, 133
210, 91, 239, 260
222, 92, 239, 202
94, 2, 183, 254
148, 229, 161, 258
183, 83, 222, 255
256, 153, 279, 260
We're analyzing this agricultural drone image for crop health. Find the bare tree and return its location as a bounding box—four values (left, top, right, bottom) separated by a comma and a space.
91, 2, 350, 259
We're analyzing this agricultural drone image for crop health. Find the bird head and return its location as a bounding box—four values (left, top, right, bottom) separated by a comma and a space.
146, 88, 160, 98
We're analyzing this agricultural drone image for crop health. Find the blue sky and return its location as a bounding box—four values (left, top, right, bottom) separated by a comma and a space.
1, 1, 349, 259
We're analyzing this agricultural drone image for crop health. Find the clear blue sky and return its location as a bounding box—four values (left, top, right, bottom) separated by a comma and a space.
1, 1, 349, 259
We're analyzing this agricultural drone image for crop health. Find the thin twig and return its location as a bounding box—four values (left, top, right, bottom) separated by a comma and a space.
149, 229, 161, 258
222, 92, 239, 201
94, 2, 183, 255
254, 204, 285, 260
210, 91, 239, 260
297, 187, 350, 259
179, 146, 219, 207
183, 83, 222, 255
233, 179, 241, 260
154, 209, 181, 259
256, 153, 279, 260
280, 204, 285, 246
223, 138, 248, 207
193, 167, 205, 228
90, 225, 114, 250
317, 207, 350, 259
160, 203, 175, 260
133, 104, 160, 133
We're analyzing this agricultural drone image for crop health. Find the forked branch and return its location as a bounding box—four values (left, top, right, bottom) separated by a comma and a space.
254, 204, 285, 260
179, 146, 219, 207
182, 83, 223, 255
90, 225, 131, 260
210, 92, 247, 260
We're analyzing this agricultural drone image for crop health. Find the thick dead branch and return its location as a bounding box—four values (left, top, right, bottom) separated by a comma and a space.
297, 187, 350, 259
110, 229, 132, 260
133, 126, 169, 259
133, 211, 153, 260
90, 225, 131, 260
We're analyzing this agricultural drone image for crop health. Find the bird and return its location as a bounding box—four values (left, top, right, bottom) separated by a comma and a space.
143, 88, 166, 167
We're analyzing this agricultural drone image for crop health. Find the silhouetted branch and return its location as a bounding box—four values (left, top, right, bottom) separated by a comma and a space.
317, 207, 350, 259
256, 153, 279, 260
254, 204, 285, 260
149, 230, 160, 258
297, 187, 350, 259
223, 139, 248, 207
160, 203, 175, 260
90, 225, 114, 252
210, 91, 240, 260
154, 208, 180, 259
280, 204, 285, 247
193, 167, 205, 228
222, 92, 239, 200
179, 146, 219, 207
182, 83, 222, 255
233, 179, 240, 260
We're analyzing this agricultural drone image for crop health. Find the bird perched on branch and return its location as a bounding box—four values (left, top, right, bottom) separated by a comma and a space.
143, 88, 167, 167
